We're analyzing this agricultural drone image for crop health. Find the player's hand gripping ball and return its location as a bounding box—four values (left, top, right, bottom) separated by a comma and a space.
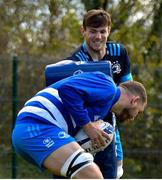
75, 120, 115, 155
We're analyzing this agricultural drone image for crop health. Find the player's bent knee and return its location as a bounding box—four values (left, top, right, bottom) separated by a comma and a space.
61, 149, 94, 178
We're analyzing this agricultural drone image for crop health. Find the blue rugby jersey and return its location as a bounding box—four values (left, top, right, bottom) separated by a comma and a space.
16, 72, 120, 136
66, 41, 133, 85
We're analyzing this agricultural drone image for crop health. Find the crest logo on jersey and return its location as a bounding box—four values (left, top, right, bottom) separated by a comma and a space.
112, 61, 121, 74
43, 137, 54, 148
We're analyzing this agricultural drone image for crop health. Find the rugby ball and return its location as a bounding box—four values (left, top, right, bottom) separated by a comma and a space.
75, 121, 115, 155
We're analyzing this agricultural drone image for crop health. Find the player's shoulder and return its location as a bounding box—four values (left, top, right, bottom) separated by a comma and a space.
80, 71, 113, 81
92, 72, 115, 86
106, 41, 126, 49
66, 45, 85, 61
106, 41, 127, 56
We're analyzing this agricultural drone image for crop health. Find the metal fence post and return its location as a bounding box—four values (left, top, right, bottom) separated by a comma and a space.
12, 56, 19, 178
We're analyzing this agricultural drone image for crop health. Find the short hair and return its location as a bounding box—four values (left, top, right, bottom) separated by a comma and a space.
119, 81, 147, 105
83, 9, 111, 29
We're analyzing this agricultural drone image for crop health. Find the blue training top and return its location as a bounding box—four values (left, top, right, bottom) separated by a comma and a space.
16, 72, 120, 136
66, 41, 133, 84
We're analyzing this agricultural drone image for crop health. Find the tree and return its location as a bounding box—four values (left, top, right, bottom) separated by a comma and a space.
0, 0, 84, 58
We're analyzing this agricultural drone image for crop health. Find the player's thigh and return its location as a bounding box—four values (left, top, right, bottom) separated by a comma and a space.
115, 128, 123, 160
44, 142, 104, 178
43, 142, 82, 174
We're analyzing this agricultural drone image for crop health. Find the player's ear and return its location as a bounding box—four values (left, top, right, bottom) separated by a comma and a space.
131, 96, 140, 105
108, 26, 111, 34
81, 26, 85, 36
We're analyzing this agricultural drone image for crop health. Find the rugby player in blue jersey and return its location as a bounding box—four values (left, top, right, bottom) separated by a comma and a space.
12, 72, 147, 179
65, 9, 133, 178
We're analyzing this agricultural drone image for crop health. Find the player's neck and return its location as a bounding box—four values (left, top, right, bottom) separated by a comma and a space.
87, 46, 106, 61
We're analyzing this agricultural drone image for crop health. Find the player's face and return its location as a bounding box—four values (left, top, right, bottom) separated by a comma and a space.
116, 103, 145, 123
82, 26, 110, 52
